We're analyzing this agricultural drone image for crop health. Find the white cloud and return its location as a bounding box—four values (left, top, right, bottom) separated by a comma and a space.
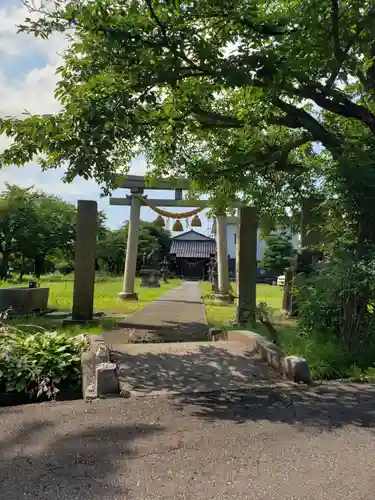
0, 3, 68, 64
0, 3, 68, 116
0, 64, 62, 116
0, 2, 149, 228
0, 133, 13, 151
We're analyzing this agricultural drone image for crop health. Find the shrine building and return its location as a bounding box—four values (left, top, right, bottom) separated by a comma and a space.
169, 230, 216, 280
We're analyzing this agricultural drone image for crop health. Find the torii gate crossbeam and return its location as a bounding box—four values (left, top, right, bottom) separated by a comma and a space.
111, 175, 230, 300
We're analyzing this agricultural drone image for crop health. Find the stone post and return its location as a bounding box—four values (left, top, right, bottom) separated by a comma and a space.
119, 188, 143, 300
236, 207, 257, 326
72, 200, 97, 322
216, 214, 231, 302
282, 195, 325, 316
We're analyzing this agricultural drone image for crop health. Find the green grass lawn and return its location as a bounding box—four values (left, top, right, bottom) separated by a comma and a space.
49, 276, 181, 313
200, 281, 284, 327
0, 274, 182, 336
1, 274, 181, 313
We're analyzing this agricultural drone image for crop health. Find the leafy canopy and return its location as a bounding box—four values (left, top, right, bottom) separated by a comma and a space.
1, 0, 375, 213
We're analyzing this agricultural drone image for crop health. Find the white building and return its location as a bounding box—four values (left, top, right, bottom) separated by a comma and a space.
212, 216, 300, 264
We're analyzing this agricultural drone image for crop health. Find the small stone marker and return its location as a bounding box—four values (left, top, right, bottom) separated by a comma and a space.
208, 327, 227, 341
95, 362, 119, 396
283, 356, 311, 383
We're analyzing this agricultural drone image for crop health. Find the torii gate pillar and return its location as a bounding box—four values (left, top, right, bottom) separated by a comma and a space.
118, 187, 143, 300
215, 214, 231, 302
114, 175, 192, 300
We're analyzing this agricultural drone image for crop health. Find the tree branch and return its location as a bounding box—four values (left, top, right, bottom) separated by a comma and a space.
271, 98, 343, 152
327, 7, 375, 87
144, 0, 168, 40
235, 17, 297, 36
331, 0, 341, 61
214, 132, 313, 177
274, 133, 314, 168
296, 85, 375, 135
192, 107, 244, 128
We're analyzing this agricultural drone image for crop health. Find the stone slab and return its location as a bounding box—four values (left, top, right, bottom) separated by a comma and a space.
111, 340, 281, 396
43, 310, 71, 320
0, 287, 49, 315
63, 317, 101, 327
226, 330, 311, 382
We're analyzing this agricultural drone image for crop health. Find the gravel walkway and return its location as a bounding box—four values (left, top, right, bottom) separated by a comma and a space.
0, 383, 374, 499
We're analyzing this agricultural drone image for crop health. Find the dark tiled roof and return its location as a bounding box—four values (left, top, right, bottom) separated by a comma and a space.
172, 230, 214, 241
170, 239, 216, 259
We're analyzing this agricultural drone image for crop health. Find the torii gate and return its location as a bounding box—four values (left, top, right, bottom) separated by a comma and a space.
110, 175, 231, 301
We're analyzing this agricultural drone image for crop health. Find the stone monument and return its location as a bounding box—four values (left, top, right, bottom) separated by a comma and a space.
207, 254, 218, 293
70, 200, 98, 324
139, 248, 161, 288
160, 257, 169, 283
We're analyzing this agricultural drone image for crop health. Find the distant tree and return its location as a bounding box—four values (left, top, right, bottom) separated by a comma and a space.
0, 185, 36, 280
21, 193, 77, 278
136, 222, 171, 270
97, 228, 126, 275
0, 184, 108, 280
262, 235, 296, 275
97, 222, 171, 275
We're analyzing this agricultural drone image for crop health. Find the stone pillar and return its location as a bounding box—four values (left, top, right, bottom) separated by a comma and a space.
216, 214, 231, 302
72, 200, 97, 322
282, 195, 325, 316
119, 188, 143, 300
236, 207, 257, 326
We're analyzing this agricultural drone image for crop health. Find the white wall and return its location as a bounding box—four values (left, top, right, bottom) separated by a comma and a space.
226, 223, 237, 259
226, 223, 300, 262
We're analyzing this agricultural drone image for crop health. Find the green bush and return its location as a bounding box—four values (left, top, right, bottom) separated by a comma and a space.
346, 364, 375, 383
0, 325, 88, 398
277, 327, 352, 380
55, 260, 75, 276
296, 254, 375, 361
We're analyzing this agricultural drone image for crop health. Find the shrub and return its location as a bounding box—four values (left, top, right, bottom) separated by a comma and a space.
261, 234, 296, 275
296, 254, 375, 361
347, 364, 375, 383
277, 327, 352, 380
55, 260, 75, 275
0, 324, 88, 399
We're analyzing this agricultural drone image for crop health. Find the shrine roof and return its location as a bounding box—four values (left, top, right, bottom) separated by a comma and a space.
170, 231, 216, 258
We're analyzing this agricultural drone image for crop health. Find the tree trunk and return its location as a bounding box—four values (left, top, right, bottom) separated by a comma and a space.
0, 252, 10, 282
18, 255, 26, 283
34, 254, 45, 279
339, 202, 375, 356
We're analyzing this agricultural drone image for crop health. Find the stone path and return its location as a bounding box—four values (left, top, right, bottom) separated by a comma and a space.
103, 282, 208, 345
104, 281, 281, 395
111, 340, 282, 396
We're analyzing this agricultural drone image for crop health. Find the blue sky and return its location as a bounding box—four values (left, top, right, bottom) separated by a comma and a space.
0, 0, 212, 234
